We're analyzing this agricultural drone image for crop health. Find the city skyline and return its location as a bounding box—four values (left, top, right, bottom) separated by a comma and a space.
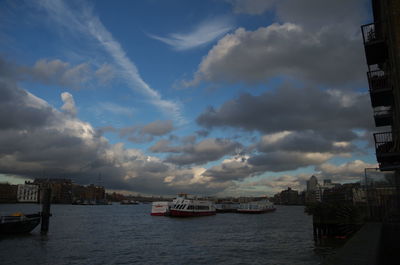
0, 0, 377, 196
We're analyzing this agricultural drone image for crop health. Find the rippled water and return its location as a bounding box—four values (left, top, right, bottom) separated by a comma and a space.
0, 204, 325, 265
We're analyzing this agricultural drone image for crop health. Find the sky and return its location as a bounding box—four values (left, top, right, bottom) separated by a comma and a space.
0, 0, 380, 196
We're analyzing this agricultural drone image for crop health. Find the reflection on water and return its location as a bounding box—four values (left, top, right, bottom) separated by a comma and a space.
0, 204, 333, 265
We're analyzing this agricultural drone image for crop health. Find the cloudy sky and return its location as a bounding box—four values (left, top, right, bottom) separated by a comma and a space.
0, 0, 379, 196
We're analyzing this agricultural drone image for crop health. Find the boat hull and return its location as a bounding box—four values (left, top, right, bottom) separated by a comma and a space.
169, 210, 216, 217
0, 214, 41, 235
150, 212, 169, 216
216, 209, 237, 213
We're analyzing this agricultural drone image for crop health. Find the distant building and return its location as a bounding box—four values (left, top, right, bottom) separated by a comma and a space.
306, 175, 320, 203
322, 183, 360, 204
17, 184, 39, 203
106, 192, 126, 202
271, 187, 304, 205
307, 175, 318, 192
0, 183, 17, 203
323, 179, 332, 185
33, 178, 73, 204
71, 184, 106, 204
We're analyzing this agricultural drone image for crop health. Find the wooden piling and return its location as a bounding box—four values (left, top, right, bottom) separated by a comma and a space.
40, 187, 51, 234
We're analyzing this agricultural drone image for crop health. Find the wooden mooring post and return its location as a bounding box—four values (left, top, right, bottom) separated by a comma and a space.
40, 187, 52, 234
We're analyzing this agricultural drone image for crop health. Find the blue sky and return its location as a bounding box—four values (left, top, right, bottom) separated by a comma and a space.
0, 0, 378, 196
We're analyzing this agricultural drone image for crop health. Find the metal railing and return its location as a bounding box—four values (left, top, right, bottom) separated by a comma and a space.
368, 69, 390, 92
363, 169, 398, 222
362, 22, 383, 44
374, 107, 392, 121
374, 131, 394, 153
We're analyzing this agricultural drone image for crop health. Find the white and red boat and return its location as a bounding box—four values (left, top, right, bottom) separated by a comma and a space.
169, 194, 216, 217
151, 201, 173, 216
237, 199, 276, 214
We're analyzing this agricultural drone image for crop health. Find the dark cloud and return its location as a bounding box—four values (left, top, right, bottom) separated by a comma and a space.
20, 59, 114, 89
203, 150, 332, 182
151, 138, 242, 166
119, 120, 174, 143
202, 157, 256, 182
149, 139, 183, 153
0, 79, 53, 130
274, 0, 368, 31
256, 130, 356, 154
165, 138, 242, 166
247, 151, 331, 172
196, 86, 372, 177
197, 85, 374, 135
195, 129, 210, 138
141, 120, 174, 136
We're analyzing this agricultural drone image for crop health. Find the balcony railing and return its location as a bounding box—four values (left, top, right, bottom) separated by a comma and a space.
361, 22, 388, 65
362, 23, 383, 44
374, 131, 400, 170
374, 107, 392, 127
368, 70, 390, 92
374, 131, 394, 153
367, 69, 392, 107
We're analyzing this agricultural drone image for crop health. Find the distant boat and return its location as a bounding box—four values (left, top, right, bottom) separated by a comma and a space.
169, 194, 216, 217
237, 200, 276, 214
120, 200, 139, 205
0, 213, 41, 235
215, 202, 239, 213
73, 199, 111, 205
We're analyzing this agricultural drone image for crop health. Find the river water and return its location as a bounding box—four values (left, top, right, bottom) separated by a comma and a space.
0, 204, 329, 265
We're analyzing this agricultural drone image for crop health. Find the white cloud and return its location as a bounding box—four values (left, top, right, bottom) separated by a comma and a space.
61, 92, 77, 116
316, 160, 378, 182
186, 23, 365, 87
38, 0, 185, 124
96, 102, 135, 117
95, 64, 114, 84
148, 17, 233, 50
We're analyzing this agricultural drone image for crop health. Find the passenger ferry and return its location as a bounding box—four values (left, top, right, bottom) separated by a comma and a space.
215, 202, 239, 213
169, 194, 216, 217
237, 199, 276, 214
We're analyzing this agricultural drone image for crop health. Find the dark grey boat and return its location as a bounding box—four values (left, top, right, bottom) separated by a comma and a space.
0, 213, 41, 235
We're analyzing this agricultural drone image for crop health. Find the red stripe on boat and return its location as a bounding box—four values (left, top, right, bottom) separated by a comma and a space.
150, 212, 167, 216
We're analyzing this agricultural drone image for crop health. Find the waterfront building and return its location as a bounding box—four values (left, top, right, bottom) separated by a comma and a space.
17, 184, 39, 203
0, 183, 17, 203
321, 183, 360, 204
280, 187, 300, 205
361, 0, 400, 218
33, 178, 73, 204
71, 184, 106, 204
272, 188, 303, 205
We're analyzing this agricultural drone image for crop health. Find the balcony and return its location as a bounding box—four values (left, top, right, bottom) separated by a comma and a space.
373, 107, 392, 127
374, 131, 400, 170
362, 22, 388, 65
367, 70, 393, 107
